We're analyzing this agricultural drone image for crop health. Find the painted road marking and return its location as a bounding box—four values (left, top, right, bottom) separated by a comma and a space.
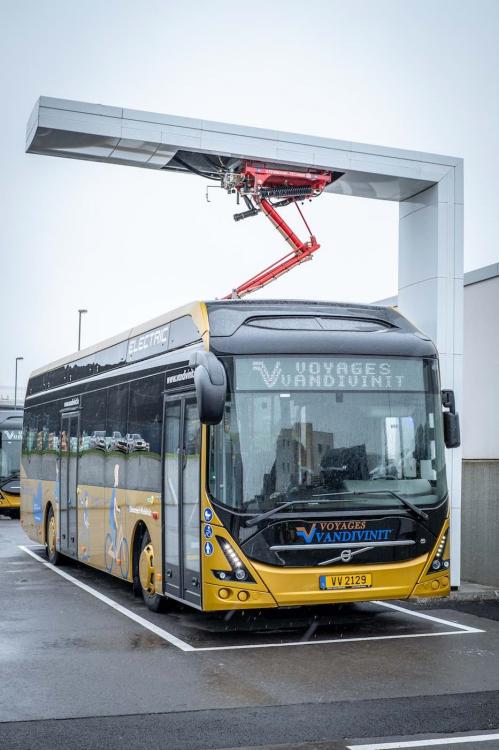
19, 545, 484, 653
18, 545, 195, 652
193, 629, 478, 652
373, 600, 483, 634
349, 732, 499, 748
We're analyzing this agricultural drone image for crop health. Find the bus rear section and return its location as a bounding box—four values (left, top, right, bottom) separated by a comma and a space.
0, 407, 22, 518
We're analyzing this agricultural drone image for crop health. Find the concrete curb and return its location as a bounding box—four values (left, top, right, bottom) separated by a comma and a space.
414, 588, 499, 605
449, 588, 499, 602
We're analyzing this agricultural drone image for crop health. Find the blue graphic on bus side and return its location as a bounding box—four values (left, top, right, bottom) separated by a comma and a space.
204, 524, 213, 539
32, 481, 43, 526
204, 541, 214, 556
204, 508, 213, 522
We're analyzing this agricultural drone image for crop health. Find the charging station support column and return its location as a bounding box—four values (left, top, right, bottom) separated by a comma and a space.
398, 168, 464, 587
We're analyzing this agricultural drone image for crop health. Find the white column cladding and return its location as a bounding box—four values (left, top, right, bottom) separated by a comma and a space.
398, 166, 464, 587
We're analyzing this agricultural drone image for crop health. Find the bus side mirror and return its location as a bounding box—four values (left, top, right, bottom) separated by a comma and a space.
189, 351, 227, 425
441, 389, 461, 448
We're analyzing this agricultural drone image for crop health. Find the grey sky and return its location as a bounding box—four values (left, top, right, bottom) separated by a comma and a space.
1, 0, 498, 396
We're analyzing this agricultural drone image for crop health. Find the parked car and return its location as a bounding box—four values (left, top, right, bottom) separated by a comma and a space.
125, 433, 150, 452
89, 430, 107, 451
108, 431, 124, 452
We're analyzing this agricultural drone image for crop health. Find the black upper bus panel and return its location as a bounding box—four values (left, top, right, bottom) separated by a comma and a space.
206, 300, 436, 358
28, 314, 201, 398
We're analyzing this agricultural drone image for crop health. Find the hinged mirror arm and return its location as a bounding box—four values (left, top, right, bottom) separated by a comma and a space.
441, 389, 456, 414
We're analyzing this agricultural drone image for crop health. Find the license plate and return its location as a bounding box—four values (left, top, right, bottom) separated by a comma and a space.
319, 574, 372, 590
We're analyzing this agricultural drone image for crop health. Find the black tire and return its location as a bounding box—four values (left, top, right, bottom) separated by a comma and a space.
138, 530, 167, 613
45, 505, 61, 565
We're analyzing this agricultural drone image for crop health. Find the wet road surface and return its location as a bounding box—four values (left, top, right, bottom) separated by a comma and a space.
1, 516, 498, 749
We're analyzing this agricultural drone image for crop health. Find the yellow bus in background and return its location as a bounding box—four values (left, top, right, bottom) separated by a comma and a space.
21, 299, 460, 612
0, 406, 23, 518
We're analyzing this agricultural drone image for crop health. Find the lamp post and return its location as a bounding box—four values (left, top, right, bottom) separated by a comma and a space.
78, 309, 87, 351
15, 356, 23, 408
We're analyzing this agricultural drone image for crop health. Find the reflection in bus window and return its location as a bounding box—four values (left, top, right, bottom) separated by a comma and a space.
0, 423, 22, 481
127, 375, 163, 491
210, 358, 446, 512
80, 390, 107, 487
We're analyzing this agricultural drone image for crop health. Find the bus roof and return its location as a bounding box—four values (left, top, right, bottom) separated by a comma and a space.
28, 298, 427, 391
29, 300, 208, 378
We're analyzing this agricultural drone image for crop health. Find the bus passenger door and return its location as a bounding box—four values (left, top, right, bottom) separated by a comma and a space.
59, 412, 80, 557
163, 396, 201, 606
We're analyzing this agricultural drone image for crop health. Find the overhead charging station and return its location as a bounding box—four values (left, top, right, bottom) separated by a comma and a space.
25, 97, 464, 585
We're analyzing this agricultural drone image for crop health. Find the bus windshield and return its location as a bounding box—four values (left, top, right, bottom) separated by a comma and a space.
209, 356, 447, 513
0, 421, 22, 482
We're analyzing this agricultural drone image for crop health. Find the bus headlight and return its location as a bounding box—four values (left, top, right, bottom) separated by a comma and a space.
429, 533, 449, 574
212, 537, 255, 583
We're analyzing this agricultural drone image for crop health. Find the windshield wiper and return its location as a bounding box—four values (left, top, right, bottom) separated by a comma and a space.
245, 489, 428, 527
351, 489, 429, 522
245, 497, 342, 527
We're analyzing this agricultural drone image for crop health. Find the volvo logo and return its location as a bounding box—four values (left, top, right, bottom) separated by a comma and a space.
318, 546, 374, 567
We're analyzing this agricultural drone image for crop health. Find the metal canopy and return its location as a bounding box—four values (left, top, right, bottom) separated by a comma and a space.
24, 95, 464, 588
26, 97, 458, 201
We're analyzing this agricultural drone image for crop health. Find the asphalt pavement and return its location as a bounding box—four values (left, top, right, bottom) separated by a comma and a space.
1, 515, 498, 750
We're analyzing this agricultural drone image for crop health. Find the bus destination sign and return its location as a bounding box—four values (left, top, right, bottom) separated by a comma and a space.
236, 357, 424, 392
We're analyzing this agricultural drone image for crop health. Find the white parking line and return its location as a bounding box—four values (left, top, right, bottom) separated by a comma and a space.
348, 732, 499, 748
19, 545, 484, 653
193, 629, 476, 652
373, 600, 483, 634
18, 546, 195, 652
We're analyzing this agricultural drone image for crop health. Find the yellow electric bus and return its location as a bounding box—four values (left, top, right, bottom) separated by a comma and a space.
21, 300, 460, 611
0, 406, 23, 518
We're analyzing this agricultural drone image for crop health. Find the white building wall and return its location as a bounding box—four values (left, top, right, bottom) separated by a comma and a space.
377, 263, 499, 586
462, 274, 499, 460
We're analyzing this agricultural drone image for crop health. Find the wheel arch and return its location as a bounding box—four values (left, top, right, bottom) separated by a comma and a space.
131, 520, 149, 595
43, 501, 54, 545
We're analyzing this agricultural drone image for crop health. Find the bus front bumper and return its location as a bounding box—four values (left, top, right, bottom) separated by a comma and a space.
251, 554, 450, 606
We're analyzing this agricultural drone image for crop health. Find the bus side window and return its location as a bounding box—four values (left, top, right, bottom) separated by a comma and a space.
105, 383, 129, 488
169, 316, 201, 350
127, 374, 164, 492
41, 401, 60, 482
79, 390, 107, 488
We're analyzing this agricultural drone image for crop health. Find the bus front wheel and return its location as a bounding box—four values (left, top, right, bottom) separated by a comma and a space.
138, 530, 167, 613
45, 506, 61, 565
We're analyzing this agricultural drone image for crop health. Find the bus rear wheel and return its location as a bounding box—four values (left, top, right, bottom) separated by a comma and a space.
45, 506, 61, 565
138, 530, 167, 613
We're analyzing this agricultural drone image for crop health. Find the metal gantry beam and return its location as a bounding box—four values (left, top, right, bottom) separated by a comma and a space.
26, 97, 457, 200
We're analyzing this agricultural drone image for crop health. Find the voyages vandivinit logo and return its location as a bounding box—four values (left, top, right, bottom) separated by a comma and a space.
296, 520, 393, 544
